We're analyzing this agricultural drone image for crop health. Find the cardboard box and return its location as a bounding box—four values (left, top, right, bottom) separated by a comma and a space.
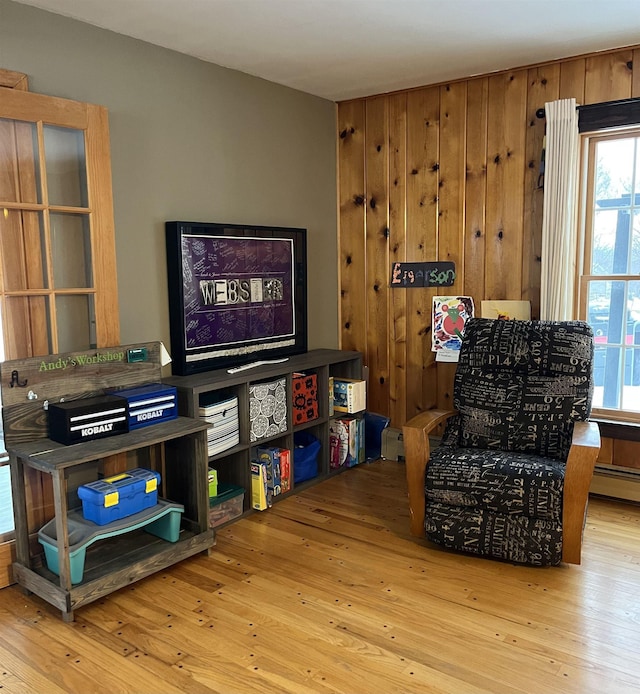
331, 416, 365, 467
329, 419, 349, 469
280, 448, 291, 493
353, 416, 365, 466
382, 427, 404, 461
328, 376, 335, 417
250, 459, 270, 510
48, 394, 129, 445
257, 446, 282, 497
77, 468, 161, 525
333, 378, 366, 414
292, 372, 319, 424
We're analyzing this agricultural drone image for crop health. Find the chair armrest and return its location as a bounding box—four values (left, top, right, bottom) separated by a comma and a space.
403, 409, 457, 537
562, 420, 601, 564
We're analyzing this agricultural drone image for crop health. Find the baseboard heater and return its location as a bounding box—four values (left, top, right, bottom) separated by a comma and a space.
590, 464, 640, 502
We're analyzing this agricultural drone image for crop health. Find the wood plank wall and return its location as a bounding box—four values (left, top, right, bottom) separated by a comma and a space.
338, 45, 640, 431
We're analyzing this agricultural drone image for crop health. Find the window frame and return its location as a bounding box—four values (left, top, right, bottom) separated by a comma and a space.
578, 125, 640, 423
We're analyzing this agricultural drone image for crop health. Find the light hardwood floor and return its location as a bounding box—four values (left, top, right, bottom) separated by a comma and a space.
0, 458, 639, 694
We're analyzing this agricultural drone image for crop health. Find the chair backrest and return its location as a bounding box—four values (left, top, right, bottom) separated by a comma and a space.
447, 318, 594, 460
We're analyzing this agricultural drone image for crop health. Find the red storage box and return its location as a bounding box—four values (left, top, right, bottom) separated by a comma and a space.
292, 372, 318, 424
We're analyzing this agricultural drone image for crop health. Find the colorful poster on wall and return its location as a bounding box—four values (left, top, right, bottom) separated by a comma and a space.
432, 296, 475, 358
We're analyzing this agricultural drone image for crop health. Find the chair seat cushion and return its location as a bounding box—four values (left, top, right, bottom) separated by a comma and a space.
426, 445, 565, 521
424, 502, 563, 566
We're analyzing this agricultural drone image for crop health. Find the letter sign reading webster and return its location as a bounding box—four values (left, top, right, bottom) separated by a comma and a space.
199, 278, 284, 306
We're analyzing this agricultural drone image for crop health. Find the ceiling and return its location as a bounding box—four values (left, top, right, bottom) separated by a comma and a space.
13, 0, 640, 101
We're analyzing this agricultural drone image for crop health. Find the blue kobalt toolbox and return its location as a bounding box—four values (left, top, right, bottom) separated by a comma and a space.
107, 383, 178, 430
77, 468, 161, 525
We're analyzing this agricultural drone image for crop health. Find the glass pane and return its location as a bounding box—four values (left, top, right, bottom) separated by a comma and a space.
0, 210, 47, 290
56, 294, 95, 352
590, 278, 640, 411
593, 346, 623, 409
636, 139, 640, 196
595, 137, 635, 203
587, 280, 627, 344
0, 117, 41, 204
622, 346, 640, 412
4, 296, 52, 359
50, 213, 93, 288
592, 209, 622, 274
43, 125, 87, 207
633, 210, 640, 274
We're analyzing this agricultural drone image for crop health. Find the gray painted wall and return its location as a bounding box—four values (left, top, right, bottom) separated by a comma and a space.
0, 0, 339, 363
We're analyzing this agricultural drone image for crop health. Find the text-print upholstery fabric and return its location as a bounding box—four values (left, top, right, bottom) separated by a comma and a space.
425, 318, 594, 566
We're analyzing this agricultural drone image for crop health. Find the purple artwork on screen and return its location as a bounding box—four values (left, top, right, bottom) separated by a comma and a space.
182, 234, 296, 357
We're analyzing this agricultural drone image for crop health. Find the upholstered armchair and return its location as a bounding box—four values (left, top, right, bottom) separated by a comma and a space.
403, 318, 600, 566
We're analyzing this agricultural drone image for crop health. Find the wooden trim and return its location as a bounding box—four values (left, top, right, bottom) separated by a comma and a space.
85, 104, 120, 347
0, 69, 29, 91
578, 98, 640, 132
402, 409, 457, 537
0, 540, 16, 588
562, 420, 601, 564
591, 417, 640, 441
338, 43, 640, 104
0, 87, 89, 129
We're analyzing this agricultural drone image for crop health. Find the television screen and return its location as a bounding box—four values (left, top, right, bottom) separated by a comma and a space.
165, 221, 307, 375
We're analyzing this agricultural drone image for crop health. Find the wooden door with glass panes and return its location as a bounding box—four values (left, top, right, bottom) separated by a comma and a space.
0, 70, 120, 587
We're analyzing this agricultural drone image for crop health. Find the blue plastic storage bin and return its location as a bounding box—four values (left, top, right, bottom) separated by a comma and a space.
293, 431, 321, 483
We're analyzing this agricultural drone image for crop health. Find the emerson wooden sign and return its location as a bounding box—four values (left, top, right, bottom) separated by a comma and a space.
390, 262, 456, 288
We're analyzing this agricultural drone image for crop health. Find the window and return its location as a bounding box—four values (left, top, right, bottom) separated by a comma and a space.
579, 128, 640, 419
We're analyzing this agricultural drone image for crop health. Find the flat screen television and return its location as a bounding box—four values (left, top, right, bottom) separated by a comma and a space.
165, 221, 307, 376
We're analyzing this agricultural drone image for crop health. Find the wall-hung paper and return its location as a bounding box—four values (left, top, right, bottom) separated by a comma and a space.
432, 296, 475, 361
481, 300, 531, 321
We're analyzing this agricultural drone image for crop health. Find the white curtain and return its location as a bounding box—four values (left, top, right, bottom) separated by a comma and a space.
540, 98, 580, 321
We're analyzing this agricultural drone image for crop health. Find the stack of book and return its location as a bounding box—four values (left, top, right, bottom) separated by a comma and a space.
199, 395, 240, 457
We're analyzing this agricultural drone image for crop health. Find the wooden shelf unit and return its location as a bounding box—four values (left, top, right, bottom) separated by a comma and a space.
165, 348, 364, 518
9, 416, 214, 622
1, 341, 215, 622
